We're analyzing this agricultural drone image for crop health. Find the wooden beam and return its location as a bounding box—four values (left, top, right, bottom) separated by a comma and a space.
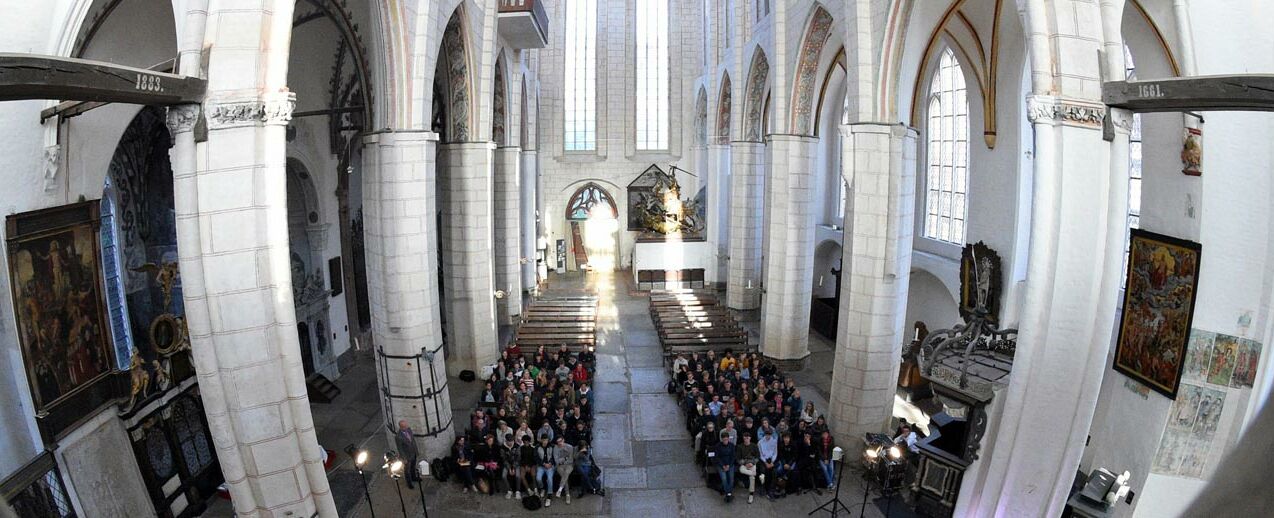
1, 53, 205, 106
1103, 75, 1274, 113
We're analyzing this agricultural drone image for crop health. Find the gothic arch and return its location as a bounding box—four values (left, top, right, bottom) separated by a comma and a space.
565, 182, 619, 221
742, 46, 770, 141
716, 72, 732, 144
694, 86, 709, 147
437, 6, 474, 142
789, 5, 835, 135
493, 52, 509, 146
813, 47, 848, 133
293, 0, 376, 128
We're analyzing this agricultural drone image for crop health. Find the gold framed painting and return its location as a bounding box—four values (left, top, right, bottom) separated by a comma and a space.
6, 201, 117, 417
1113, 229, 1202, 399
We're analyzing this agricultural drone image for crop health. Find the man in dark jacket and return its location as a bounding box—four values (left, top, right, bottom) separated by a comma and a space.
395, 420, 421, 488
502, 433, 524, 499
715, 433, 737, 502
775, 433, 799, 497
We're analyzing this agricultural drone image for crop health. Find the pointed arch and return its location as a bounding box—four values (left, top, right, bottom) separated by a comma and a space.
438, 7, 473, 142
565, 182, 619, 221
814, 47, 848, 132
694, 86, 709, 147
789, 5, 835, 135
493, 52, 509, 146
716, 72, 732, 144
742, 47, 770, 141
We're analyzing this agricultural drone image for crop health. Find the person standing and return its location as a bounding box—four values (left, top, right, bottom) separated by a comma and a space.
715, 433, 737, 503
758, 428, 778, 498
395, 420, 422, 488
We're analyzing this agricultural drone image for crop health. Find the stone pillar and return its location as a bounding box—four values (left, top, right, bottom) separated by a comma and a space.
361, 131, 454, 460
759, 135, 818, 363
169, 93, 338, 517
493, 146, 523, 323
520, 150, 539, 291
438, 142, 499, 376
726, 141, 765, 310
971, 96, 1122, 518
707, 143, 730, 285
827, 123, 917, 446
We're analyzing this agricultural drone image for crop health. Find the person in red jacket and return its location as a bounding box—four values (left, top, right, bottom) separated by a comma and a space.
572, 361, 589, 384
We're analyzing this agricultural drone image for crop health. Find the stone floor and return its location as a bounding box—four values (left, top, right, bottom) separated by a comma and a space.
204, 270, 894, 517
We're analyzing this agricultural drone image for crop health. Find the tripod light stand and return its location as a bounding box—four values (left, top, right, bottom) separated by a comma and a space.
809, 447, 852, 517
383, 452, 408, 517
345, 444, 376, 518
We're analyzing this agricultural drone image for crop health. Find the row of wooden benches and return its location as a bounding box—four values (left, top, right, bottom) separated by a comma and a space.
514, 296, 598, 351
648, 290, 752, 356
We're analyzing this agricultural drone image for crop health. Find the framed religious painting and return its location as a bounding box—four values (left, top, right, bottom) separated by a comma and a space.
1113, 229, 1202, 399
6, 200, 118, 438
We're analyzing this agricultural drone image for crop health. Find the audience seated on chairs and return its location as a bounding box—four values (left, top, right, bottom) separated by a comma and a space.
452, 345, 599, 506
665, 349, 831, 504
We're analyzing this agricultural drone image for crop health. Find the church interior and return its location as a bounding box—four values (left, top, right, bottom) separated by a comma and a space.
1, 0, 1273, 517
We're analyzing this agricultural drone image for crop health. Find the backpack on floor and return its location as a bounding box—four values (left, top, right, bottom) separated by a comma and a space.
430, 457, 451, 482
666, 380, 677, 394
521, 494, 543, 510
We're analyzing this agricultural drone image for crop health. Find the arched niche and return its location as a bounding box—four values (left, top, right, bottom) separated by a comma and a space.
563, 182, 620, 272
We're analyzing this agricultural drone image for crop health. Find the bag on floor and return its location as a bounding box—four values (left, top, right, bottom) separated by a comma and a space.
522, 494, 543, 510
430, 457, 451, 482
666, 380, 677, 394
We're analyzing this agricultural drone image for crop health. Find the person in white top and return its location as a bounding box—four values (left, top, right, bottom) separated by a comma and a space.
893, 423, 919, 454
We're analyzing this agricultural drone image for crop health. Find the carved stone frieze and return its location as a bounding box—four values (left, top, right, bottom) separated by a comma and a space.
205, 93, 297, 129
1026, 95, 1106, 127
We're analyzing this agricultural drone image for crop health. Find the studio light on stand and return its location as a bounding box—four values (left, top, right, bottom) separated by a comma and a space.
383, 451, 408, 517
416, 457, 431, 518
809, 446, 851, 517
345, 444, 376, 518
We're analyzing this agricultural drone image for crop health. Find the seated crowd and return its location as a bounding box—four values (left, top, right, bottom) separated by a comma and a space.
672, 350, 836, 504
449, 345, 604, 507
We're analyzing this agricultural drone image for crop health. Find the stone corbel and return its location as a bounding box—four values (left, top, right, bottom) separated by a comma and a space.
166, 104, 201, 135
1026, 95, 1107, 128
42, 144, 60, 192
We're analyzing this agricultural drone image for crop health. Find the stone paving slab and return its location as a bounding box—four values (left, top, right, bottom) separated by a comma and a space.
629, 368, 670, 394
610, 489, 680, 518
592, 413, 634, 466
594, 382, 631, 414
642, 439, 696, 466
623, 329, 661, 348
602, 466, 648, 489
624, 346, 665, 368
630, 394, 686, 441
645, 462, 707, 490
594, 361, 630, 384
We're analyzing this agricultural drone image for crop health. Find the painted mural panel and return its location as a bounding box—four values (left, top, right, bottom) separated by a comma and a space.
1152, 382, 1224, 478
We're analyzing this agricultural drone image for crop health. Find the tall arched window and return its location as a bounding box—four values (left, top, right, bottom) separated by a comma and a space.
923, 47, 969, 244
1124, 44, 1142, 232
636, 0, 669, 150
564, 0, 596, 151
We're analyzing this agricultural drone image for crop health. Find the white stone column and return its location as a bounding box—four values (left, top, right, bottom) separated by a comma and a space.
759, 135, 818, 363
438, 142, 500, 376
827, 123, 917, 445
170, 93, 337, 517
707, 143, 730, 285
971, 97, 1122, 518
493, 146, 523, 323
727, 141, 765, 310
520, 150, 539, 291
361, 131, 454, 460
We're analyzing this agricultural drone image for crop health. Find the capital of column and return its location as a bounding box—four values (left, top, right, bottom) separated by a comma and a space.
166, 104, 201, 135
1108, 107, 1135, 135
362, 129, 440, 146
1025, 95, 1106, 128
205, 91, 297, 130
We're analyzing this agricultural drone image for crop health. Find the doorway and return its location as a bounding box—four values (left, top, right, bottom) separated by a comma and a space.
566, 183, 619, 272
